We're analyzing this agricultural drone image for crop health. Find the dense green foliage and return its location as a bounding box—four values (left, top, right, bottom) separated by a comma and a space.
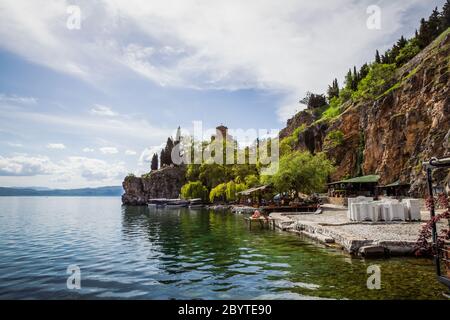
279, 124, 306, 156
182, 142, 270, 203
310, 3, 450, 123
262, 151, 335, 195
395, 38, 421, 66
323, 130, 345, 149
181, 181, 209, 201
300, 92, 327, 110
352, 64, 397, 100
209, 183, 227, 203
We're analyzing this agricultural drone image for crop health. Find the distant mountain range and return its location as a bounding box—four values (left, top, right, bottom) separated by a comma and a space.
0, 186, 123, 197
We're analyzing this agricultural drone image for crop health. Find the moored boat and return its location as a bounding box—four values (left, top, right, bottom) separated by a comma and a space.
189, 198, 205, 209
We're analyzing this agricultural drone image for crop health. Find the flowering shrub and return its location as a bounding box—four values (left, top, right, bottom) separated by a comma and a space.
415, 193, 450, 256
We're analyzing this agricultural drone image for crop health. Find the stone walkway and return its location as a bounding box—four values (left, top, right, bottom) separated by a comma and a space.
270, 207, 447, 257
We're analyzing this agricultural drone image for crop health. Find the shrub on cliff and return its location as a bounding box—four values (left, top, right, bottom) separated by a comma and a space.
181, 181, 209, 201
395, 38, 421, 66
352, 63, 397, 100
323, 130, 345, 149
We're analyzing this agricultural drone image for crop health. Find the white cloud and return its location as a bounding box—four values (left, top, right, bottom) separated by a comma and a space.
100, 147, 118, 154
139, 144, 165, 164
0, 155, 54, 176
46, 143, 66, 149
60, 156, 127, 182
8, 142, 23, 147
0, 0, 439, 122
82, 147, 95, 153
0, 93, 37, 105
125, 149, 137, 156
0, 154, 127, 184
90, 104, 118, 117
0, 109, 170, 144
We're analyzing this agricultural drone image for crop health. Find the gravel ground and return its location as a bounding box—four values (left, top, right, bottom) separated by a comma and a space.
283, 209, 447, 242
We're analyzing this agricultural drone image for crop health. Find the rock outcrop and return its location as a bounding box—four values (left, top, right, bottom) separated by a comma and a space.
122, 166, 186, 205
280, 30, 450, 196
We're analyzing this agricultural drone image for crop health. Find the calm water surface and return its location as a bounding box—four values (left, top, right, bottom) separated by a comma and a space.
0, 197, 445, 299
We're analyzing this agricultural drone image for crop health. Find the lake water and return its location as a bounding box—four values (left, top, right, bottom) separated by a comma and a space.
0, 197, 445, 300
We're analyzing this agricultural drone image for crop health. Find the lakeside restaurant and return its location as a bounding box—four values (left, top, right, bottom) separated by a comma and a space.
377, 180, 411, 197
327, 175, 381, 199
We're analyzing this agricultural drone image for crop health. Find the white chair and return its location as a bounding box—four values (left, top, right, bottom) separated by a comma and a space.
348, 197, 373, 221
390, 203, 407, 221
369, 202, 383, 221
359, 203, 373, 221
351, 203, 363, 221
380, 204, 391, 221
402, 199, 421, 221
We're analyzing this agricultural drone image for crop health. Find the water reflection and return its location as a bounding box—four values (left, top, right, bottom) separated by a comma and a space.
0, 198, 444, 299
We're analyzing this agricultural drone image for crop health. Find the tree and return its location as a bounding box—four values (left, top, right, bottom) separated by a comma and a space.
209, 183, 227, 203
390, 36, 408, 63
151, 153, 158, 171
300, 92, 327, 109
225, 181, 246, 202
395, 38, 420, 66
418, 18, 433, 48
265, 151, 335, 195
160, 149, 166, 167
353, 66, 359, 89
344, 69, 353, 91
327, 78, 340, 100
162, 137, 174, 166
359, 64, 370, 81
375, 50, 381, 64
199, 163, 228, 189
441, 0, 450, 31
428, 7, 442, 39
181, 181, 209, 201
353, 63, 396, 100
244, 174, 260, 188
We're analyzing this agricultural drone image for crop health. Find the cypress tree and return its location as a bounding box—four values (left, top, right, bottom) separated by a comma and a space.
164, 137, 174, 165
359, 63, 369, 81
428, 7, 441, 38
151, 153, 158, 171
352, 66, 358, 90
442, 0, 450, 31
375, 50, 381, 64
381, 51, 391, 64
345, 69, 353, 91
160, 149, 166, 167
327, 78, 340, 100
418, 18, 433, 48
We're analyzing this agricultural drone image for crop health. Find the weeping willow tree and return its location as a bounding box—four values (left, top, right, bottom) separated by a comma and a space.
263, 151, 335, 195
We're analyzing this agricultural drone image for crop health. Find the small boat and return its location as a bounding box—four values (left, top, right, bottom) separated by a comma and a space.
189, 198, 205, 209
148, 199, 169, 207
189, 204, 205, 209
166, 199, 190, 208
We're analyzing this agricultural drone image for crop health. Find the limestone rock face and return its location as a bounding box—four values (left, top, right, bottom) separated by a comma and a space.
281, 31, 450, 196
122, 166, 187, 205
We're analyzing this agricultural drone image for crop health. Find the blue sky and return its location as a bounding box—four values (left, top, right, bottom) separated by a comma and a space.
0, 0, 445, 188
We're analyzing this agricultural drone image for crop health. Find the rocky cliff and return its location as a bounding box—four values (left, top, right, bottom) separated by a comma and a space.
280, 29, 450, 196
122, 166, 186, 205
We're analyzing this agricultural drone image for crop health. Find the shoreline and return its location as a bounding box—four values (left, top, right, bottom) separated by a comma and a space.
266, 204, 446, 258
